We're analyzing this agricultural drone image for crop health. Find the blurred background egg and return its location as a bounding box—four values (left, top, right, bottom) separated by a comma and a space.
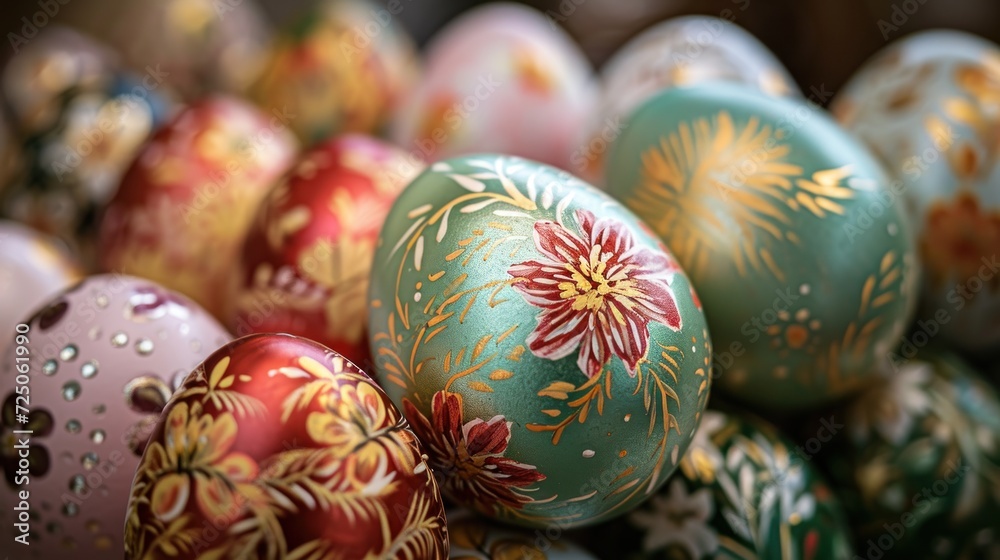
0, 27, 176, 266
251, 0, 419, 145
62, 0, 273, 98
606, 84, 919, 412
833, 30, 1000, 358
0, 274, 231, 559
590, 408, 854, 560
448, 509, 596, 559
229, 135, 422, 368
1, 27, 116, 134
124, 333, 448, 559
390, 3, 596, 172
98, 96, 298, 320
368, 155, 711, 528
578, 16, 798, 185
812, 349, 1000, 559
0, 221, 83, 354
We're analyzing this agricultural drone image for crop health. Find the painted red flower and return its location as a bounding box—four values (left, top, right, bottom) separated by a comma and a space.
403, 391, 545, 513
508, 208, 682, 379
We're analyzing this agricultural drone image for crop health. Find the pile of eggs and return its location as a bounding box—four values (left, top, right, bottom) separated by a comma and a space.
0, 1, 998, 559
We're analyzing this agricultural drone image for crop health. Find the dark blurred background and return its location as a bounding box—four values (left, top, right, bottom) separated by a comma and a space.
2, 0, 999, 97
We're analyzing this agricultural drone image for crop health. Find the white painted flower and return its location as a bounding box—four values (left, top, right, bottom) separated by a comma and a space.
746, 433, 816, 551
850, 362, 933, 446
630, 479, 719, 557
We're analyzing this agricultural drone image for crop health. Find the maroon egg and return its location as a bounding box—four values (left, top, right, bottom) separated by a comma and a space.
123, 333, 448, 559
99, 96, 298, 320
229, 135, 422, 367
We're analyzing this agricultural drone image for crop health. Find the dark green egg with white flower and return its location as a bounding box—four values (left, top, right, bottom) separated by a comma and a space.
817, 350, 1000, 559
592, 409, 854, 559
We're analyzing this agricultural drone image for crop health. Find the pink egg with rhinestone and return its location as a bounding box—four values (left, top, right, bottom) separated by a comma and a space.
0, 274, 231, 558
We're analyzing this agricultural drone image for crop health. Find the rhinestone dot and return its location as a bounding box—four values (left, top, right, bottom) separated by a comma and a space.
111, 332, 128, 347
43, 360, 58, 376
81, 452, 98, 470
135, 338, 154, 356
65, 419, 81, 434
62, 503, 78, 517
69, 475, 86, 494
62, 381, 81, 401
90, 429, 105, 444
59, 344, 78, 362
80, 360, 98, 379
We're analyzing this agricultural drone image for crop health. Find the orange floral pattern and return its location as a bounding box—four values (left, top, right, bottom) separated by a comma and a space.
921, 193, 1000, 288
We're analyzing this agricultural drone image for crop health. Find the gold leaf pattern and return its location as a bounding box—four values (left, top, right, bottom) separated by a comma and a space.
632, 111, 856, 281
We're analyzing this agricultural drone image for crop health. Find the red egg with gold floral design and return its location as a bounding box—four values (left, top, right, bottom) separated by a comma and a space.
99, 96, 298, 319
124, 333, 448, 559
228, 135, 422, 367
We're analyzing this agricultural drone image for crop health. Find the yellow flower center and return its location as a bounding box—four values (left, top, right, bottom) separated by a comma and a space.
558, 245, 640, 320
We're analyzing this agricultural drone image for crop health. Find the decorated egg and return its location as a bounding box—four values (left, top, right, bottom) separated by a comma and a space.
99, 96, 298, 319
367, 155, 711, 528
0, 221, 83, 353
123, 333, 448, 559
592, 409, 854, 559
816, 350, 1000, 559
0, 274, 231, 558
606, 84, 919, 411
1, 28, 175, 263
229, 135, 423, 367
63, 0, 272, 97
390, 3, 596, 172
251, 0, 418, 144
832, 31, 1000, 356
1, 27, 115, 134
448, 509, 596, 559
578, 16, 798, 184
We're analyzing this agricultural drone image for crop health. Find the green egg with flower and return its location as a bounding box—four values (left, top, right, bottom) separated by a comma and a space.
367, 155, 712, 528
